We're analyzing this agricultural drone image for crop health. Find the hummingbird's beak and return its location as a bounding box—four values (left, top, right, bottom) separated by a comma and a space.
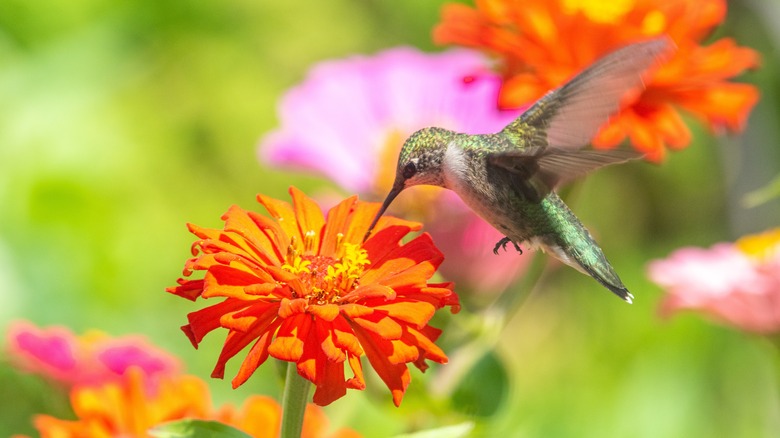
363, 181, 404, 243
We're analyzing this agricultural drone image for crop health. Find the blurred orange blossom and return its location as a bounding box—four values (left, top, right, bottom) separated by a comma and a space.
434, 0, 760, 160
24, 368, 359, 438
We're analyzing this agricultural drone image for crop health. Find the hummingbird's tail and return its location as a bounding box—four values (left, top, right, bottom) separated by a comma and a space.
536, 195, 634, 303
542, 238, 633, 303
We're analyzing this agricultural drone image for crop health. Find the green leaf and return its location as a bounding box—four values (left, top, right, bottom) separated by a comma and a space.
451, 350, 509, 417
149, 419, 252, 438
393, 422, 475, 438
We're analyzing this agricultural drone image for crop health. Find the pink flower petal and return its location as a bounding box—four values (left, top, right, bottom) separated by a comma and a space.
648, 240, 780, 334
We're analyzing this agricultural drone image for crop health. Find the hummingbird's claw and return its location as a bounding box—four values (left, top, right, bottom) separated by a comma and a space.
493, 237, 523, 255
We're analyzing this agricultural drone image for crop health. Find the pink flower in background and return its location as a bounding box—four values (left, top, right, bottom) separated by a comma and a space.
259, 47, 529, 293
6, 320, 180, 388
648, 229, 780, 333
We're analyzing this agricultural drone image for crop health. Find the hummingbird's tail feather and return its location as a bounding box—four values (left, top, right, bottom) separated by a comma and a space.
540, 242, 633, 303
532, 194, 633, 303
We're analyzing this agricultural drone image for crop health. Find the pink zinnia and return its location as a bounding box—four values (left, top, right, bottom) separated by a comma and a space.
259, 47, 529, 293
648, 229, 780, 333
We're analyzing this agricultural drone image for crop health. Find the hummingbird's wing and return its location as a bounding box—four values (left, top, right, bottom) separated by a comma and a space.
488, 37, 674, 198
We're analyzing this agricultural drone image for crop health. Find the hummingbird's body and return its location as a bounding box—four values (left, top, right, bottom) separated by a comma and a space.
415, 128, 632, 301
365, 38, 675, 302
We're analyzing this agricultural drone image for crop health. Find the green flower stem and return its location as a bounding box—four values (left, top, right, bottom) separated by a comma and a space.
280, 362, 311, 438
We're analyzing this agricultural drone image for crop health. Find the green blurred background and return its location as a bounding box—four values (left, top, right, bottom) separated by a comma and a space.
1, 1, 779, 436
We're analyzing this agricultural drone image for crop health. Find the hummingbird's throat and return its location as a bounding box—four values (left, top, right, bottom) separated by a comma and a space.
281, 231, 370, 305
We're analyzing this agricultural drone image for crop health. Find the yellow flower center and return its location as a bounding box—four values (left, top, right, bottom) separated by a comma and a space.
735, 228, 780, 262
282, 232, 370, 305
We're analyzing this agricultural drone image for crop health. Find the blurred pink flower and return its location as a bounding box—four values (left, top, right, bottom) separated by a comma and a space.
259, 47, 530, 293
6, 320, 180, 388
648, 229, 780, 333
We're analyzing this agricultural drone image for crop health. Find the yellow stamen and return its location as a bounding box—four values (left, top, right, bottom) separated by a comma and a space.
280, 240, 371, 305
304, 230, 316, 253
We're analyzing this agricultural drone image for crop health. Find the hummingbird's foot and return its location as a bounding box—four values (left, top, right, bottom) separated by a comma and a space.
493, 237, 523, 255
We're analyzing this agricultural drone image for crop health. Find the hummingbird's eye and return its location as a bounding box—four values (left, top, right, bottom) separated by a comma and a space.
402, 161, 417, 179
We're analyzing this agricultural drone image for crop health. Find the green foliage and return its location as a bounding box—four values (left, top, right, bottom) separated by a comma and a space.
451, 350, 508, 417
149, 419, 251, 438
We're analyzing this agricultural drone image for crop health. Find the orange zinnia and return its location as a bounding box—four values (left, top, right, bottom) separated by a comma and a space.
30, 368, 211, 437
167, 187, 459, 406
434, 0, 760, 160
27, 368, 360, 438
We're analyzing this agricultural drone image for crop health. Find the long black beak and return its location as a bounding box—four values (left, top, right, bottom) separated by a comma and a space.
363, 182, 403, 242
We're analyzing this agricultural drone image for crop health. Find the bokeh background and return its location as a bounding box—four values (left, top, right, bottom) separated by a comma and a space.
1, 1, 779, 436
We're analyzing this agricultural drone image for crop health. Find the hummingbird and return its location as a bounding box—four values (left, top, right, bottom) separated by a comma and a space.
364, 37, 675, 303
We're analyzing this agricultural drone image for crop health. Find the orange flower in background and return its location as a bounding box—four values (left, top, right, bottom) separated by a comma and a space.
30, 368, 210, 437
215, 396, 361, 438
167, 187, 459, 406
434, 0, 760, 160
27, 368, 360, 438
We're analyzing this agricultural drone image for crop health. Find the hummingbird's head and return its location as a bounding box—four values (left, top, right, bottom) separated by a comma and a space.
395, 127, 453, 189
364, 127, 454, 241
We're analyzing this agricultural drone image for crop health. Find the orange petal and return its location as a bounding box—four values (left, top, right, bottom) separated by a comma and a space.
202, 264, 272, 299
339, 303, 374, 319
350, 313, 403, 340
221, 300, 278, 332
376, 263, 437, 290
341, 201, 381, 245
257, 192, 300, 243
268, 313, 311, 362
675, 82, 760, 132
248, 211, 290, 262
311, 357, 348, 406
222, 206, 282, 265
289, 187, 326, 251
315, 320, 346, 363
593, 117, 627, 148
404, 326, 448, 365
386, 337, 420, 365
351, 326, 411, 407
345, 352, 366, 390
307, 304, 339, 322
626, 113, 666, 161
167, 278, 204, 301
684, 38, 760, 80
433, 3, 491, 48
213, 329, 265, 379
651, 104, 692, 150
499, 73, 548, 108
320, 196, 358, 258
362, 233, 443, 285
396, 283, 460, 313
278, 297, 308, 318
340, 283, 397, 302
331, 316, 363, 357
183, 299, 249, 346
371, 300, 436, 329
232, 326, 279, 388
